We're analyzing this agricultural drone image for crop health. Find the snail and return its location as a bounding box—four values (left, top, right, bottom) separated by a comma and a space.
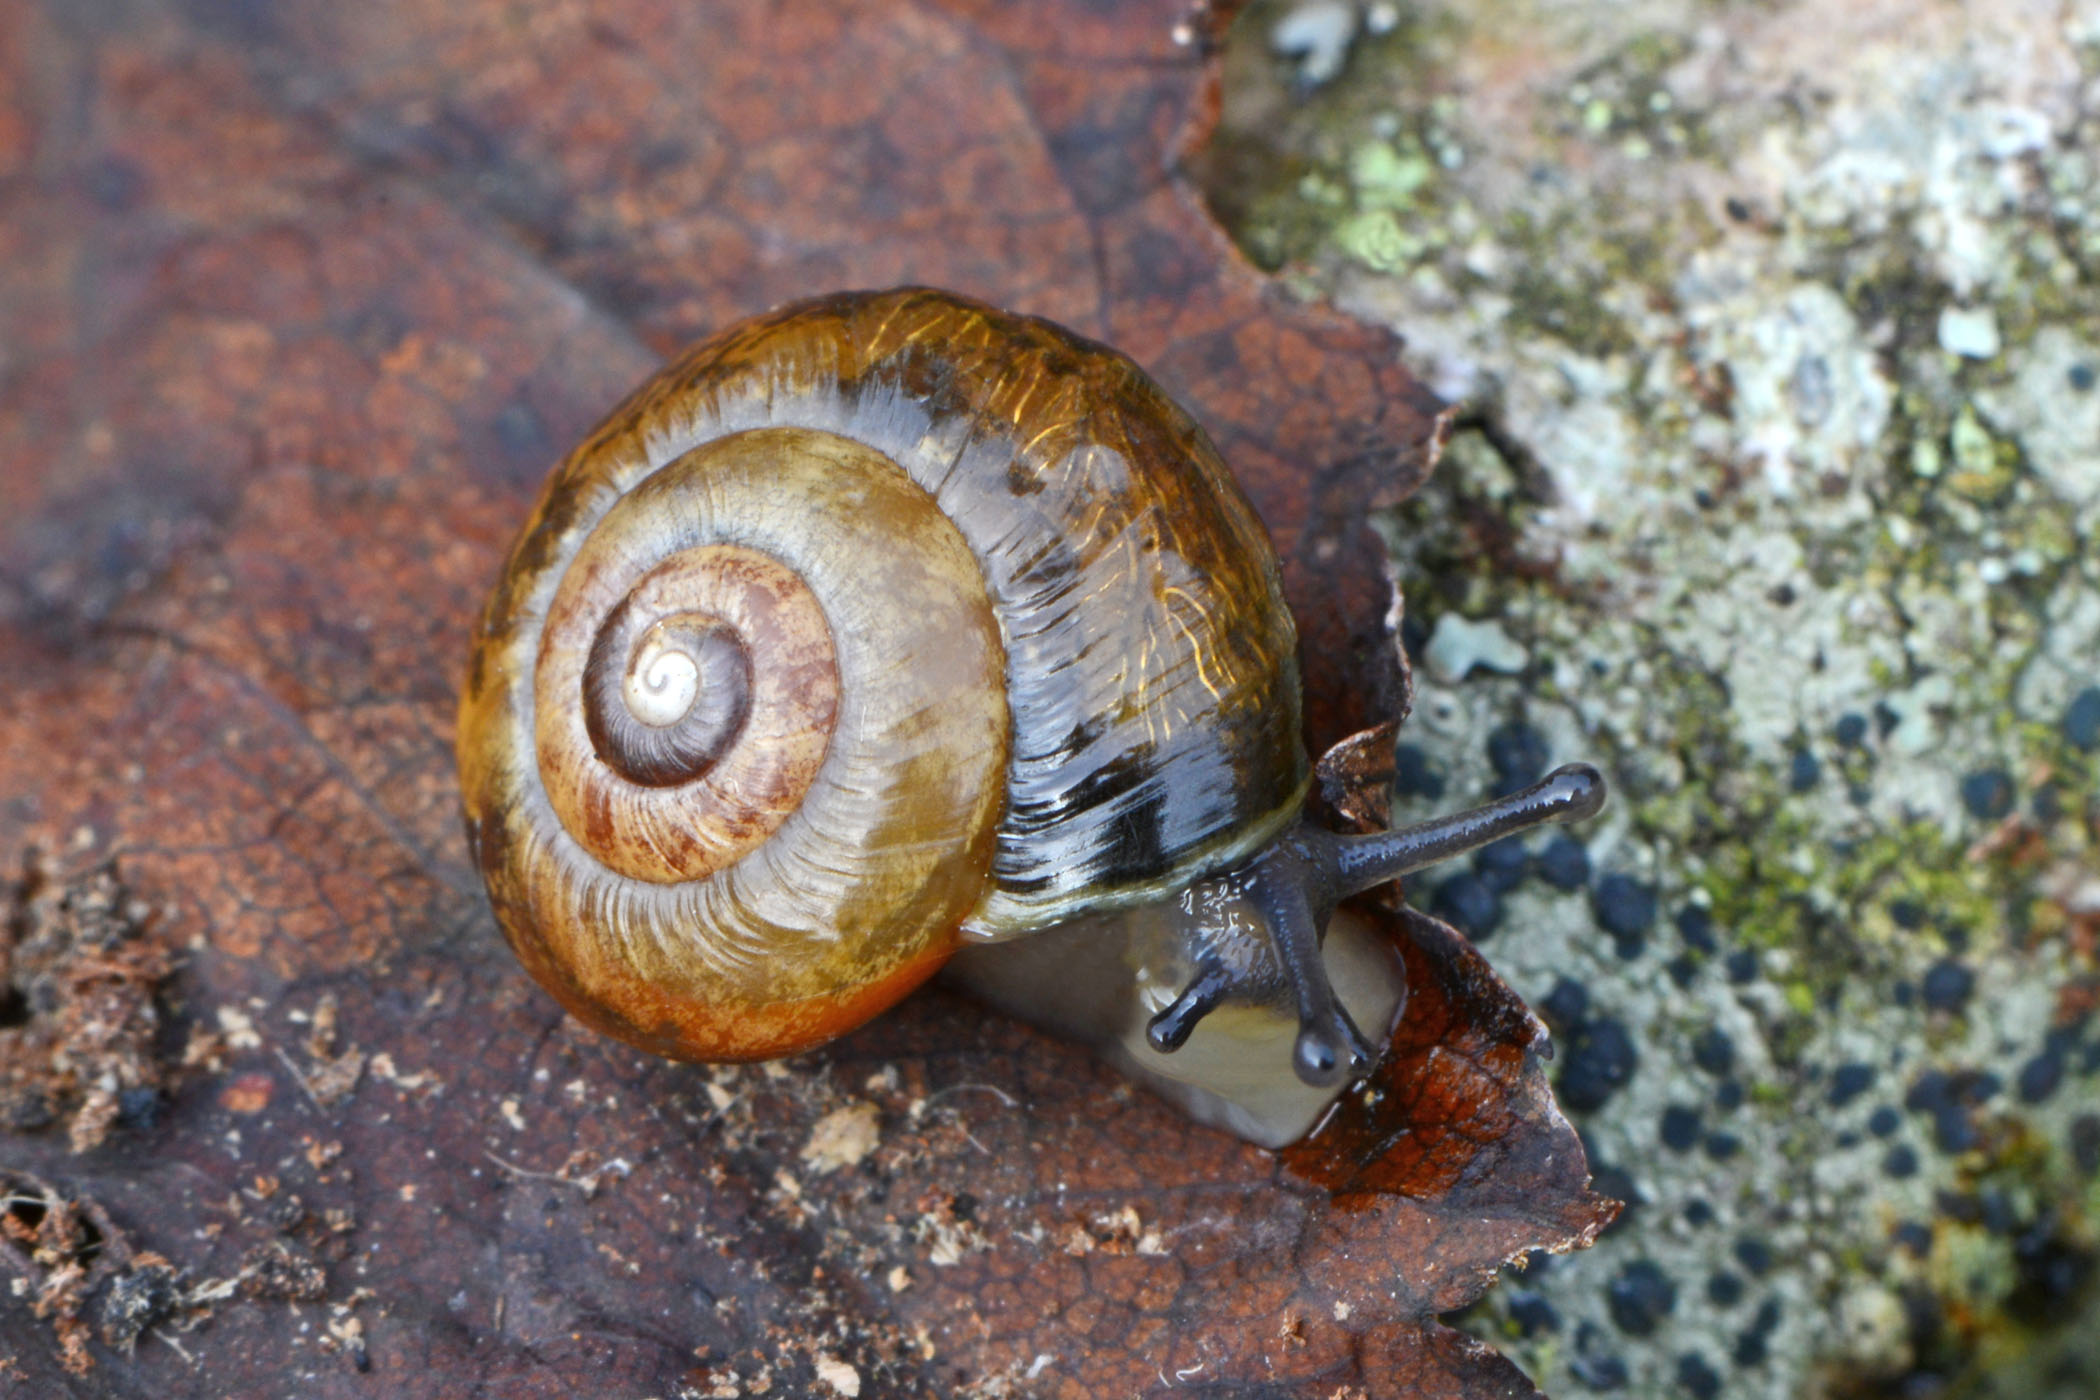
457, 287, 1604, 1147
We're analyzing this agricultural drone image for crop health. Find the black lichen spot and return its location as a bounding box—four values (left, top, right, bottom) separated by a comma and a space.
1905, 1068, 1958, 1115
1431, 873, 1502, 942
1868, 1105, 1902, 1138
1892, 1221, 1933, 1257
2018, 1048, 2065, 1104
1885, 1143, 1920, 1178
1933, 1104, 1979, 1154
1714, 1079, 1745, 1111
1606, 1259, 1677, 1336
2010, 1227, 2096, 1325
1571, 1353, 1630, 1390
1827, 1062, 1878, 1107
1536, 833, 1591, 891
1920, 959, 1974, 1011
1588, 1160, 1644, 1234
1733, 1297, 1782, 1367
1958, 768, 2014, 821
1691, 1027, 1735, 1077
1660, 1105, 1702, 1152
1473, 836, 1529, 894
1683, 1198, 1716, 1228
1560, 1017, 1639, 1112
1540, 977, 1590, 1030
1706, 1270, 1744, 1307
1674, 903, 1716, 953
1733, 1237, 1774, 1276
1834, 711, 1869, 748
1400, 611, 1430, 663
1486, 721, 1551, 795
1677, 1352, 1722, 1399
2071, 1115, 2100, 1176
1788, 748, 1821, 792
1666, 956, 1698, 989
1724, 949, 1760, 984
2063, 687, 2100, 751
2070, 363, 2098, 393
1392, 742, 1445, 800
1592, 874, 1657, 957
1507, 1288, 1562, 1337
1704, 1130, 1743, 1161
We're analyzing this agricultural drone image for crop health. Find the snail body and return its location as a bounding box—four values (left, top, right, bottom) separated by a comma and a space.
459, 287, 1603, 1146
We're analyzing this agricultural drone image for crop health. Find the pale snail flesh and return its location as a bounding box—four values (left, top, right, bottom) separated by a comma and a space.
457, 287, 1605, 1147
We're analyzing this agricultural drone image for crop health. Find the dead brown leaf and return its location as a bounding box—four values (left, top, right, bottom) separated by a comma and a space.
0, 1, 1608, 1394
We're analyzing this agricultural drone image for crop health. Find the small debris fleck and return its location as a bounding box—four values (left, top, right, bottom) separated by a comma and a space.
801, 1101, 881, 1174
0, 856, 176, 1153
1936, 304, 2001, 358
1423, 612, 1530, 681
1269, 1, 1361, 89
813, 1354, 861, 1397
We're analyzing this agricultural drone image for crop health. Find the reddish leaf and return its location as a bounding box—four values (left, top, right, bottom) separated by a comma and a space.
0, 1, 1611, 1395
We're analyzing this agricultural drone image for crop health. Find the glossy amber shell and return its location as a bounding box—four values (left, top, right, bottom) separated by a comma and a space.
458, 288, 1308, 1061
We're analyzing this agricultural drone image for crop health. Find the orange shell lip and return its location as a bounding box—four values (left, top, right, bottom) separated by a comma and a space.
527, 930, 959, 1064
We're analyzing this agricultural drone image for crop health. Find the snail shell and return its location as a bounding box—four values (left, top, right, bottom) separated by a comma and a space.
459, 288, 1309, 1063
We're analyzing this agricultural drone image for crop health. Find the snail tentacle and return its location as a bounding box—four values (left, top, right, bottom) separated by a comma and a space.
1242, 852, 1377, 1088
1328, 763, 1607, 896
1144, 963, 1233, 1054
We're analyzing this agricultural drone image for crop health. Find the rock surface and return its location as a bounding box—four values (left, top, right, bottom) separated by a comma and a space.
1216, 2, 2100, 1395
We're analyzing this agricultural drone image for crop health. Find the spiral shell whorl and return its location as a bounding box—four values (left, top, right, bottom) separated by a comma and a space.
584, 604, 752, 787
465, 426, 1010, 1060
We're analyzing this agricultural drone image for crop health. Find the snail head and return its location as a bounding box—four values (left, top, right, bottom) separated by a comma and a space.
1146, 763, 1609, 1088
